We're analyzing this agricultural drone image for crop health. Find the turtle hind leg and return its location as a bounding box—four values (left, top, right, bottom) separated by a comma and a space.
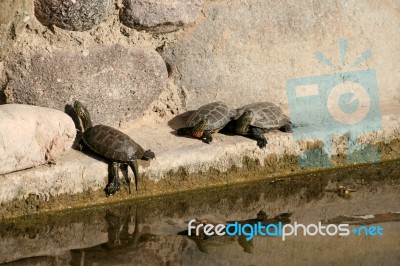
105, 162, 121, 196
279, 123, 292, 133
250, 127, 267, 148
128, 160, 139, 192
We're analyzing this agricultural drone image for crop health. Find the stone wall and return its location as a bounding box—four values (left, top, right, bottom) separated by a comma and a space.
0, 0, 190, 126
1, 0, 398, 124
163, 0, 400, 111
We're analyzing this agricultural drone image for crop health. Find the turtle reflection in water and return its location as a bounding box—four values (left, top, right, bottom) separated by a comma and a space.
178, 218, 237, 253
229, 210, 292, 253
177, 101, 236, 144
70, 208, 160, 265
178, 211, 292, 254
74, 101, 155, 195
234, 102, 292, 148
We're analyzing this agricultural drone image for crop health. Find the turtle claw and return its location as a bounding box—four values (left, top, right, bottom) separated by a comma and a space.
250, 127, 267, 149
203, 138, 212, 144
257, 139, 267, 149
105, 181, 121, 196
77, 139, 85, 151
203, 130, 212, 144
77, 143, 84, 151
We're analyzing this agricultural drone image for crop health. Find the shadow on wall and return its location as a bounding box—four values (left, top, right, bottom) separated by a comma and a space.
0, 91, 5, 104
167, 110, 195, 131
0, 76, 7, 104
65, 103, 82, 149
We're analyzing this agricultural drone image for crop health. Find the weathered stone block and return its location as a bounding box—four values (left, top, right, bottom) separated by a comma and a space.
120, 0, 204, 33
34, 0, 112, 31
0, 104, 75, 175
4, 45, 168, 126
163, 0, 400, 111
0, 0, 32, 61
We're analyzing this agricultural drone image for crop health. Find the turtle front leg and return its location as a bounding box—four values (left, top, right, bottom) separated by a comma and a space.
250, 127, 267, 148
203, 130, 213, 144
128, 160, 139, 192
77, 139, 85, 151
106, 161, 121, 196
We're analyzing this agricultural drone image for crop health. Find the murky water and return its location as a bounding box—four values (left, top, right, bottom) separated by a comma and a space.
1, 160, 400, 266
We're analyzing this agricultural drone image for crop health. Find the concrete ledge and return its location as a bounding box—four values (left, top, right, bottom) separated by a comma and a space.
0, 105, 399, 218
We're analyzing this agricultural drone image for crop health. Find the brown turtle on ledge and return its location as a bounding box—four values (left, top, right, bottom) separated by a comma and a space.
177, 101, 236, 144
74, 101, 155, 196
234, 102, 292, 148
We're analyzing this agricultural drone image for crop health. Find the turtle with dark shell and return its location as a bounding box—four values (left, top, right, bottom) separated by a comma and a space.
74, 101, 155, 196
177, 101, 236, 144
234, 102, 292, 148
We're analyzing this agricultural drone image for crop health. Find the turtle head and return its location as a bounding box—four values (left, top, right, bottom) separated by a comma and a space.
192, 119, 210, 138
235, 110, 253, 135
73, 101, 93, 131
143, 149, 155, 160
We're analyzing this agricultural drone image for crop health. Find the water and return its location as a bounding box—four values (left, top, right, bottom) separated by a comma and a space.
1, 160, 400, 265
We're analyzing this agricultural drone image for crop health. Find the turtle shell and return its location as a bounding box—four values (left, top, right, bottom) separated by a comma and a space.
235, 102, 290, 130
82, 125, 144, 162
187, 101, 236, 131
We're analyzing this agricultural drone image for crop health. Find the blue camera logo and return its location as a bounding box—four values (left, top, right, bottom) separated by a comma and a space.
287, 39, 382, 168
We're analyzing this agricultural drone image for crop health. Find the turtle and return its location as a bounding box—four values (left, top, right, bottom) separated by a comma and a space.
176, 101, 236, 144
234, 102, 292, 148
73, 101, 155, 196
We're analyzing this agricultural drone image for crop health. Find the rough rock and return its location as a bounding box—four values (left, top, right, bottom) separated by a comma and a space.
162, 0, 400, 111
34, 0, 112, 31
0, 0, 32, 61
3, 44, 168, 126
0, 104, 75, 175
120, 0, 204, 33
